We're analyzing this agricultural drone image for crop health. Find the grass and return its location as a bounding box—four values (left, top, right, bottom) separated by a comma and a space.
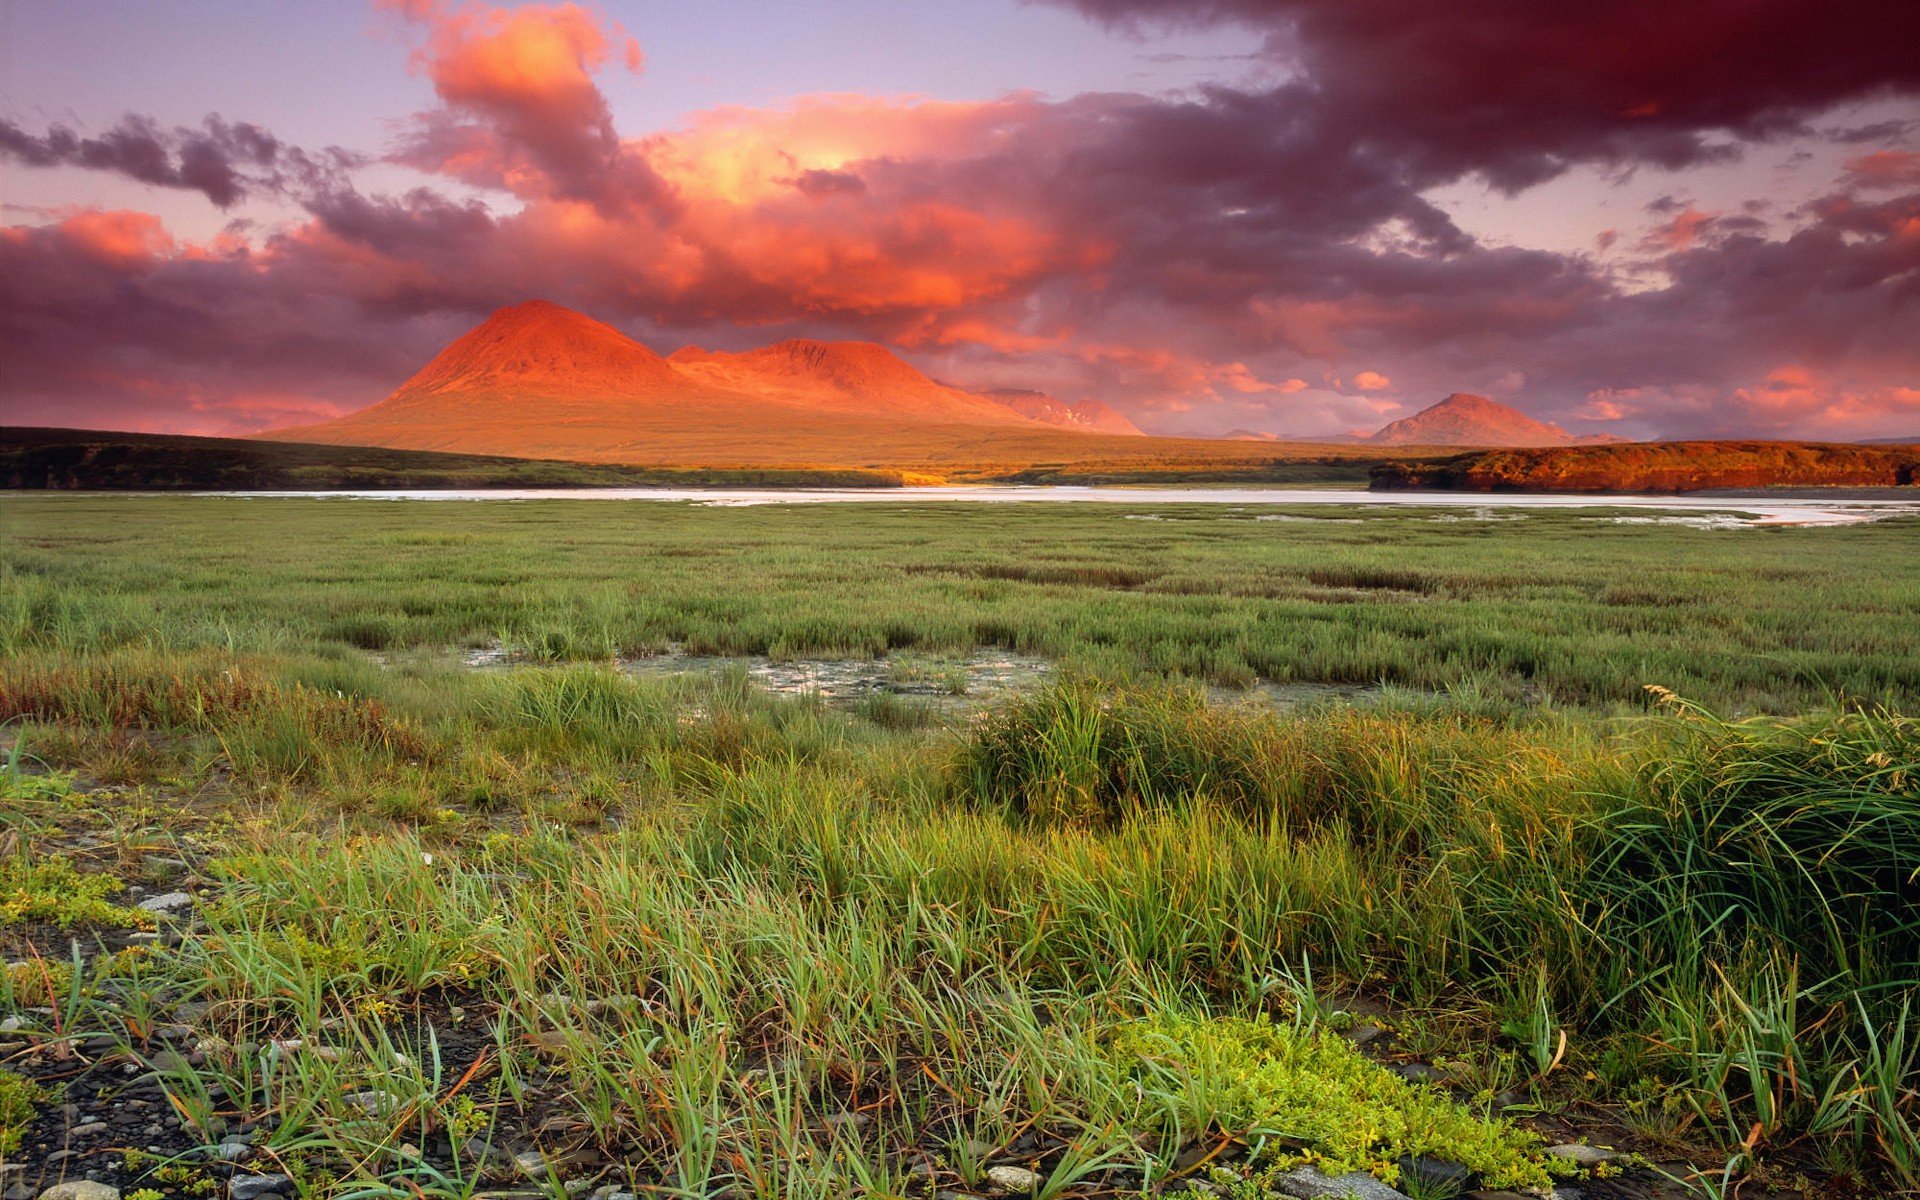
5, 495, 1919, 711
1, 494, 1917, 1196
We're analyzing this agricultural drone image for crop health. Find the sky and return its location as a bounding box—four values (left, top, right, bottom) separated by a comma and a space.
2, 0, 1917, 440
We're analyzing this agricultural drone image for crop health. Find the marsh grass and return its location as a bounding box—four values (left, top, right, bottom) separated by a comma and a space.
3, 497, 1918, 1194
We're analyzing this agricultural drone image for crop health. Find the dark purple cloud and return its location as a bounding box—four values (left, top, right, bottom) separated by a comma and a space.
0, 114, 360, 208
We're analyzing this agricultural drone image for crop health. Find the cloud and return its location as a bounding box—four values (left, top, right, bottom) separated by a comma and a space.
3, 0, 1918, 439
381, 0, 668, 215
1043, 0, 1920, 188
0, 114, 359, 207
1845, 150, 1920, 190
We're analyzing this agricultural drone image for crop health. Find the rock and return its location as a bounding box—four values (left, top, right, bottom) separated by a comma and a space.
1396, 1156, 1469, 1192
1342, 1023, 1386, 1047
1269, 1166, 1412, 1200
1464, 1191, 1536, 1200
137, 891, 194, 914
227, 1176, 292, 1200
0, 1017, 24, 1035
1545, 1143, 1619, 1167
1390, 1062, 1448, 1086
212, 1141, 254, 1162
7, 1186, 33, 1200
984, 1167, 1043, 1195
514, 1151, 553, 1182
142, 856, 188, 880
37, 1186, 121, 1200
345, 1090, 398, 1116
71, 1121, 110, 1137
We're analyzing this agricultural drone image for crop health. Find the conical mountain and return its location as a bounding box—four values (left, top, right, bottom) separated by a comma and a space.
392, 299, 682, 397
1368, 393, 1576, 447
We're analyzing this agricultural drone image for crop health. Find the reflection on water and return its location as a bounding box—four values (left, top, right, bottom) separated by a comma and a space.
203, 485, 1920, 527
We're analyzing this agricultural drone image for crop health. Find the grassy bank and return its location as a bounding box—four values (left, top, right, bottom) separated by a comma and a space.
3, 496, 1918, 1197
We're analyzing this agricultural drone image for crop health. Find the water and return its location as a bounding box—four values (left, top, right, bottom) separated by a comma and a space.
201, 485, 1920, 526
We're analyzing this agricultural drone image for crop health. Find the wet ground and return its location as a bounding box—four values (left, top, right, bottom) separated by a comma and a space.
452, 645, 1412, 716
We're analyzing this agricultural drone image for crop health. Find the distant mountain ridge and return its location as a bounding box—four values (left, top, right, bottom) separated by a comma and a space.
980, 388, 1144, 435
1368, 392, 1588, 447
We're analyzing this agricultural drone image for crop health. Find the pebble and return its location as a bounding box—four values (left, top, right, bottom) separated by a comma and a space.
1390, 1062, 1448, 1085
37, 1186, 121, 1200
70, 1121, 110, 1138
1269, 1166, 1412, 1200
1342, 1023, 1386, 1047
0, 1016, 25, 1034
984, 1166, 1043, 1195
227, 1175, 293, 1200
1545, 1143, 1619, 1167
136, 891, 194, 914
514, 1151, 553, 1181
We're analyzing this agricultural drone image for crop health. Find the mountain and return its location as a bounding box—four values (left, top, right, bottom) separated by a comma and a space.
1368, 393, 1578, 447
274, 300, 1273, 468
670, 340, 1034, 426
978, 388, 1144, 436
269, 300, 1442, 471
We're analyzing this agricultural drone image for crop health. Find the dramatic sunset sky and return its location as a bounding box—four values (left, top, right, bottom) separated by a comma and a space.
3, 0, 1918, 440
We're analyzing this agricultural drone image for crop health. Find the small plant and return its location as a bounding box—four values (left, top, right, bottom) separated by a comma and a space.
0, 855, 154, 929
0, 1068, 52, 1155
1104, 1013, 1571, 1191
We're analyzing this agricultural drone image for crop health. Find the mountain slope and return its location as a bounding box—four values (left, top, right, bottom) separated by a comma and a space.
1369, 393, 1576, 447
979, 388, 1143, 435
671, 340, 1043, 426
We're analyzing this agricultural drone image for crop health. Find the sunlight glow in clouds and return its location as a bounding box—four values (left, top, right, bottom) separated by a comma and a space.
1, 0, 1917, 439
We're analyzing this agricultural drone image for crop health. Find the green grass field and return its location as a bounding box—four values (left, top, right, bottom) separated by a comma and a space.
3, 495, 1918, 1199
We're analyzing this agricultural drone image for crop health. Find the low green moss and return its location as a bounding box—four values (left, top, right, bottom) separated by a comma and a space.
0, 1067, 50, 1155
0, 855, 155, 929
1105, 1013, 1573, 1192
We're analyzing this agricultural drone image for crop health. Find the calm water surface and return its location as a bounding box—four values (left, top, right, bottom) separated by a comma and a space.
199, 485, 1920, 526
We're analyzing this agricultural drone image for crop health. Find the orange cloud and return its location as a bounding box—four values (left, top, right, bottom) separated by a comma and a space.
16, 209, 177, 269
1843, 150, 1920, 190
387, 0, 639, 106
1640, 206, 1716, 252
1353, 369, 1392, 391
